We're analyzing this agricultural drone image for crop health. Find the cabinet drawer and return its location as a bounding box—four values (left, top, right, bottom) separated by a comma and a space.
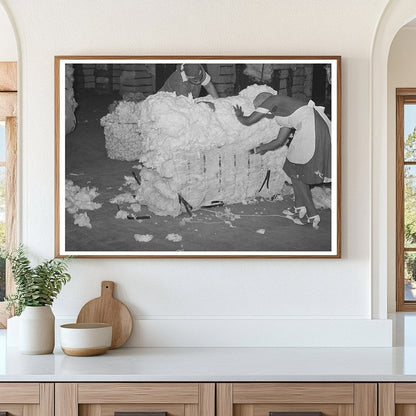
0, 383, 53, 416
56, 383, 215, 416
0, 383, 39, 403
217, 383, 376, 416
78, 383, 200, 404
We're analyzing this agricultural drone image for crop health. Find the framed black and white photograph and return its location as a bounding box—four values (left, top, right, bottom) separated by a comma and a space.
55, 56, 341, 258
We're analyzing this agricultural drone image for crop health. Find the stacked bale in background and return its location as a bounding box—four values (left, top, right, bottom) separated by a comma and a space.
72, 63, 155, 97
70, 63, 319, 102
275, 64, 313, 100
207, 64, 236, 97
112, 64, 121, 92
244, 64, 314, 101
74, 64, 96, 89
65, 64, 77, 134
119, 64, 155, 97
94, 64, 111, 94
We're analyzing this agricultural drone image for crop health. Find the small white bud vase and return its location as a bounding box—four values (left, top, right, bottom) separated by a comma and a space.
18, 306, 55, 354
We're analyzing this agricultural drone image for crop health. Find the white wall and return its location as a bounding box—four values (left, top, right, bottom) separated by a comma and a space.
387, 26, 416, 312
0, 3, 16, 61
0, 0, 394, 347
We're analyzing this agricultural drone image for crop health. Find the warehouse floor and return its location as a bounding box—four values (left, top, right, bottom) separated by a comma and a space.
64, 91, 332, 254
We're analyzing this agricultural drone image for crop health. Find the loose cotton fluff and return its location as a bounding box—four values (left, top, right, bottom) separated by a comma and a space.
134, 234, 153, 242
73, 212, 92, 229
311, 186, 331, 210
65, 180, 102, 228
102, 85, 329, 217
66, 180, 102, 213
166, 233, 183, 242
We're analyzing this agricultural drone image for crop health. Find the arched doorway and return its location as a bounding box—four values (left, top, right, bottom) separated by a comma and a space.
0, 1, 17, 62
371, 0, 416, 319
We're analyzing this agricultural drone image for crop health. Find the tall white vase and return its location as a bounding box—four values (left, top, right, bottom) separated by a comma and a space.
19, 306, 55, 354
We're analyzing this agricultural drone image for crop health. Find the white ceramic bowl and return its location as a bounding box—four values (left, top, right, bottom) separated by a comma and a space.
60, 323, 112, 356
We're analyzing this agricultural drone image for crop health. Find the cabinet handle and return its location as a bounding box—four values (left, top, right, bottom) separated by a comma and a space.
115, 412, 168, 416
270, 413, 323, 416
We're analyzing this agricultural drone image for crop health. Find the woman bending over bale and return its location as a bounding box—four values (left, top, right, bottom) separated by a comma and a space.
159, 64, 219, 99
233, 92, 331, 230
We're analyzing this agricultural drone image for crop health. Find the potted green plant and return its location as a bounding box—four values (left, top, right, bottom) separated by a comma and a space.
4, 246, 71, 354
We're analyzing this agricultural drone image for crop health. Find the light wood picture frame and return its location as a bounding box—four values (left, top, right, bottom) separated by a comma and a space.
55, 56, 341, 258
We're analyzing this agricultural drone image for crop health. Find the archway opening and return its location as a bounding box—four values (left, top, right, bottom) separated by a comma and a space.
387, 18, 416, 312
371, 2, 416, 324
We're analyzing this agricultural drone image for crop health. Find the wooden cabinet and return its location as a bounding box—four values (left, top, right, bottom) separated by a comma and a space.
217, 383, 377, 416
55, 383, 215, 416
1, 381, 411, 416
0, 383, 53, 416
53, 382, 380, 416
379, 383, 416, 416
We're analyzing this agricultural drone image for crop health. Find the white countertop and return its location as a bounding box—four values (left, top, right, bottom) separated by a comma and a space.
2, 345, 416, 382
2, 313, 416, 382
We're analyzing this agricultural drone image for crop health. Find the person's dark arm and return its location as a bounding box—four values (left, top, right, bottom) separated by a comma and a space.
197, 101, 216, 111
250, 127, 293, 155
204, 82, 219, 99
233, 105, 266, 126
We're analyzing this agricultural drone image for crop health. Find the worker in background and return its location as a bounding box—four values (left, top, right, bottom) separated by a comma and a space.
159, 64, 219, 99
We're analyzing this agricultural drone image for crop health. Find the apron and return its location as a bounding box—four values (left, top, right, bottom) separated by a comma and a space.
276, 100, 331, 164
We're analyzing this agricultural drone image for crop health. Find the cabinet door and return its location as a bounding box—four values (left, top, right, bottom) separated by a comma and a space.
0, 383, 53, 416
379, 383, 416, 416
217, 383, 377, 416
56, 383, 215, 416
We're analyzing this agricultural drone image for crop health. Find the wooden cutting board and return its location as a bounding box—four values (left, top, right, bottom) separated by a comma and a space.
76, 281, 133, 349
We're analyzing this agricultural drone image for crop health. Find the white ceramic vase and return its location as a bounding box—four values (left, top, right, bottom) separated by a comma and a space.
19, 305, 55, 354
